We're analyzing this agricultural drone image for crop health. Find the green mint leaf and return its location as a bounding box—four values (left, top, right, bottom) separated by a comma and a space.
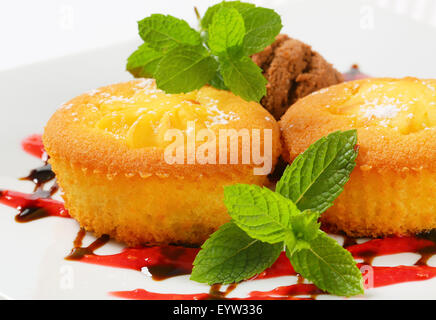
285, 210, 320, 256
154, 45, 217, 93
220, 55, 267, 102
288, 232, 364, 297
209, 70, 228, 90
138, 14, 201, 50
190, 221, 283, 285
276, 130, 358, 213
289, 210, 321, 243
126, 44, 163, 78
201, 1, 255, 31
283, 228, 298, 254
241, 7, 282, 55
224, 184, 299, 244
208, 7, 245, 57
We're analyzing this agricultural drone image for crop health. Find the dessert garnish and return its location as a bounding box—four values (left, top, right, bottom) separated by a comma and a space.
191, 130, 364, 297
126, 1, 282, 102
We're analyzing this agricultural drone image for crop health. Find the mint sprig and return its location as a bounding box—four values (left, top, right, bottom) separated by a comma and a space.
127, 1, 282, 101
191, 130, 363, 297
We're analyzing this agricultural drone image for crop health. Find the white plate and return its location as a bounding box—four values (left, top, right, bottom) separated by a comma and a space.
1, 0, 436, 300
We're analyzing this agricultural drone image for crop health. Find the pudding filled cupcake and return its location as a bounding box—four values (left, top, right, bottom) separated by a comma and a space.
43, 79, 281, 246
280, 77, 436, 237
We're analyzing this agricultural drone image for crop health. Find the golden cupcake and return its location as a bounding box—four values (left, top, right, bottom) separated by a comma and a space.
280, 77, 436, 237
43, 79, 281, 246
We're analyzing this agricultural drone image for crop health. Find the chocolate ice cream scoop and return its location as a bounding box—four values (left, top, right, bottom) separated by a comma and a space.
252, 34, 343, 120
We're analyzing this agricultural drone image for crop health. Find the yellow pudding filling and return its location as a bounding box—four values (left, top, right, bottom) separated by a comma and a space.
326, 78, 436, 134
95, 81, 240, 148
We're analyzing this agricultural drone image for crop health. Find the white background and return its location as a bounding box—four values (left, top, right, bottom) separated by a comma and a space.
1, 0, 436, 75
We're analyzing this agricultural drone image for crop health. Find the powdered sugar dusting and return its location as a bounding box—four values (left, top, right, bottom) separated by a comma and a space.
206, 104, 239, 125
359, 94, 413, 120
361, 103, 400, 120
86, 89, 100, 96
134, 78, 163, 96
135, 78, 154, 88
101, 95, 135, 104
60, 103, 73, 110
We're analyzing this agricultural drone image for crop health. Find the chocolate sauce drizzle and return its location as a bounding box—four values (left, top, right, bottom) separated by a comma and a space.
66, 228, 110, 260
147, 246, 194, 280
11, 160, 60, 222
342, 234, 358, 248
20, 164, 55, 191
15, 206, 50, 223
20, 162, 58, 198
357, 249, 377, 265
207, 283, 238, 300
415, 230, 436, 266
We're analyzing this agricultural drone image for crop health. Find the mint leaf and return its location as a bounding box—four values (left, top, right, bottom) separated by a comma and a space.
126, 44, 163, 78
285, 210, 321, 255
154, 45, 217, 93
289, 232, 364, 297
138, 14, 201, 50
190, 222, 283, 285
209, 70, 228, 90
241, 7, 282, 55
276, 130, 358, 213
208, 7, 245, 56
289, 210, 321, 243
220, 56, 267, 102
201, 1, 255, 30
224, 184, 299, 244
